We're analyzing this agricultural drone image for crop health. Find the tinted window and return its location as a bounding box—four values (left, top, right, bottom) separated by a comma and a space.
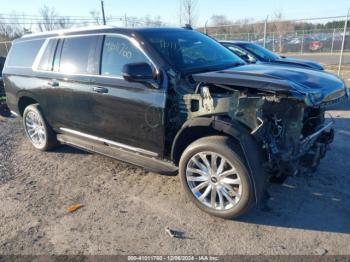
59, 36, 99, 74
6, 39, 44, 68
37, 39, 58, 71
101, 36, 149, 77
53, 40, 63, 72
140, 30, 245, 73
225, 44, 257, 63
239, 43, 280, 62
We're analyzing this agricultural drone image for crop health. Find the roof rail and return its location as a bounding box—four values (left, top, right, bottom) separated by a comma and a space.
21, 25, 116, 38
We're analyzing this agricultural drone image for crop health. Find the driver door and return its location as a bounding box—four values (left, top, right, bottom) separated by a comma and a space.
89, 35, 167, 157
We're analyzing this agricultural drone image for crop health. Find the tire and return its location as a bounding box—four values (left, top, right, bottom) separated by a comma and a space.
23, 104, 58, 151
179, 136, 255, 219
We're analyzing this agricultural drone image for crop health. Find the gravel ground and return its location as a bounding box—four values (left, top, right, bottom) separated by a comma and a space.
0, 102, 350, 255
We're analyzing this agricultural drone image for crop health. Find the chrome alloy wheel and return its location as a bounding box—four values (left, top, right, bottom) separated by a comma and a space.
24, 110, 46, 148
185, 151, 242, 210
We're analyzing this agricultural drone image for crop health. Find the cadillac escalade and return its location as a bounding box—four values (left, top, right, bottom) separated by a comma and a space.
2, 26, 348, 218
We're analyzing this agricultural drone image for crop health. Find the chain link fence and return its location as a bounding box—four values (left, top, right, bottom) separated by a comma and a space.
198, 14, 350, 82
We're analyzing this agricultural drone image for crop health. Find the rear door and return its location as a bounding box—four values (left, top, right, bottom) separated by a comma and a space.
39, 35, 101, 132
89, 35, 167, 157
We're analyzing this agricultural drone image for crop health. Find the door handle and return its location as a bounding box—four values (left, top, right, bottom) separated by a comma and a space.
48, 80, 59, 87
92, 86, 109, 94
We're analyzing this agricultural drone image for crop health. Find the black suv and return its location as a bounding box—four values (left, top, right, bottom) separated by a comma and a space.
2, 27, 348, 218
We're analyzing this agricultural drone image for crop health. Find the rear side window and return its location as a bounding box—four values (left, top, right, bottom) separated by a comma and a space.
6, 39, 44, 68
37, 39, 58, 71
101, 36, 149, 77
59, 36, 99, 74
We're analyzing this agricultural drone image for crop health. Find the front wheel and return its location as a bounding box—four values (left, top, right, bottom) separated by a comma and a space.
179, 136, 255, 219
23, 104, 58, 151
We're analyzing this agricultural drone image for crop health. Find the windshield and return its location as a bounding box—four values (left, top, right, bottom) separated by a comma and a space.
140, 30, 245, 73
239, 43, 280, 62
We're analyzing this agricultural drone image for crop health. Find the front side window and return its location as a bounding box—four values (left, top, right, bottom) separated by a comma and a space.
101, 36, 149, 77
59, 36, 99, 74
225, 44, 257, 63
240, 43, 280, 62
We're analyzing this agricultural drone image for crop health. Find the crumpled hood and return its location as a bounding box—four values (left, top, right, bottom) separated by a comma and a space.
192, 64, 347, 105
270, 57, 324, 71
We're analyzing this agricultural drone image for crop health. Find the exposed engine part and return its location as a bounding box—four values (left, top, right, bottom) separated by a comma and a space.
170, 82, 338, 183
271, 115, 283, 138
200, 87, 214, 112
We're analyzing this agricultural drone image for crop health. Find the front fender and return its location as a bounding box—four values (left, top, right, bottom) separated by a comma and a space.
172, 116, 268, 204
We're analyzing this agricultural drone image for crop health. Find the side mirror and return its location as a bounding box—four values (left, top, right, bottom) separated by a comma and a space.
122, 62, 155, 83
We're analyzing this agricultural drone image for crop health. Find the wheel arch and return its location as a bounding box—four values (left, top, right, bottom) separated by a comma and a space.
17, 91, 40, 116
171, 116, 267, 204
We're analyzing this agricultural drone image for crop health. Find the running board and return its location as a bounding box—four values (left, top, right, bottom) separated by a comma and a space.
56, 134, 178, 175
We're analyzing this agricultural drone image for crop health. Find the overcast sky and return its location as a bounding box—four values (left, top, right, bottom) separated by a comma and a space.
1, 0, 350, 27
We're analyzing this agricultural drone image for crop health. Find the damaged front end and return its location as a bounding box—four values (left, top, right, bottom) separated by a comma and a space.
183, 65, 348, 182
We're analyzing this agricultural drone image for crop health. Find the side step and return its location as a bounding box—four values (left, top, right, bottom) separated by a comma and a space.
57, 134, 178, 175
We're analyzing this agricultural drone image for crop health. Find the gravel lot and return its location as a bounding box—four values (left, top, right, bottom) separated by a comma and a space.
0, 101, 350, 255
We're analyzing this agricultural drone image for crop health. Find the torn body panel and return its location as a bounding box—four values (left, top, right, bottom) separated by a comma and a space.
176, 73, 344, 181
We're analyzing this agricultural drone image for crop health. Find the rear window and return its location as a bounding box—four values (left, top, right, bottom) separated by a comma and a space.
59, 36, 99, 74
6, 39, 44, 68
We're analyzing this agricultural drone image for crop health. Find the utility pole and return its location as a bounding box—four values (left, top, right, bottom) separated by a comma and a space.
338, 7, 350, 76
204, 20, 208, 34
331, 28, 336, 54
101, 0, 106, 25
300, 30, 305, 54
263, 16, 268, 48
124, 13, 128, 27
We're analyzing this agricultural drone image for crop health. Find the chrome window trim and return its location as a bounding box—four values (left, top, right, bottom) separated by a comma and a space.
60, 127, 158, 157
32, 38, 50, 70
32, 32, 159, 78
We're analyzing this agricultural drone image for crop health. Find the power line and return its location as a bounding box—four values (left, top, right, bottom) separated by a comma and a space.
0, 17, 124, 22
0, 13, 96, 18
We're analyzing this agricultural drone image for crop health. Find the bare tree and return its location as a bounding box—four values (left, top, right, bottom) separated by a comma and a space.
37, 5, 72, 32
90, 9, 102, 25
0, 13, 29, 40
271, 11, 294, 52
181, 0, 198, 27
210, 15, 232, 34
143, 15, 164, 27
211, 15, 230, 26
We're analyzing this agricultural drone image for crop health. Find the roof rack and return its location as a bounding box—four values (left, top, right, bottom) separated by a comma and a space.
21, 25, 116, 38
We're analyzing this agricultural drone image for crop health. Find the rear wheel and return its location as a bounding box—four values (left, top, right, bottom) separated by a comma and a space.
179, 136, 255, 219
23, 104, 58, 151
